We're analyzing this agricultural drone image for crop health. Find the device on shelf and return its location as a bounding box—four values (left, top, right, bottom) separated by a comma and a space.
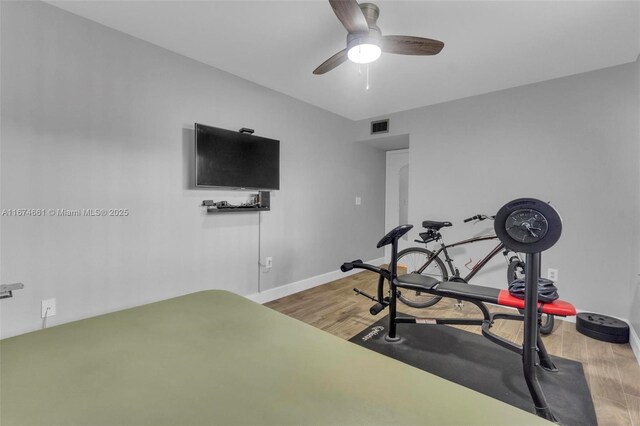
1, 283, 24, 299
202, 191, 270, 213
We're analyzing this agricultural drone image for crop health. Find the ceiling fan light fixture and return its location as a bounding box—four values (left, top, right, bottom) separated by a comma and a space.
312, 0, 444, 75
347, 36, 381, 64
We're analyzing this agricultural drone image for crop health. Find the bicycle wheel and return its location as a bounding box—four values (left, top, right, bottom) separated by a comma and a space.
539, 314, 555, 335
507, 258, 525, 284
396, 248, 448, 308
507, 258, 555, 335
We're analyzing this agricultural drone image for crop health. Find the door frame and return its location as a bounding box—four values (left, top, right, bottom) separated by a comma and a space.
385, 149, 409, 261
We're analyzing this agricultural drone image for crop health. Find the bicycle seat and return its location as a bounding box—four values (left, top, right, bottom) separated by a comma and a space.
422, 221, 452, 230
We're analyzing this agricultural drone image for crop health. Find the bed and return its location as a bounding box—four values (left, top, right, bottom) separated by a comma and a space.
1, 290, 548, 425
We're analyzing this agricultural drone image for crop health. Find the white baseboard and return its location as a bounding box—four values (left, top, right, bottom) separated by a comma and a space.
630, 324, 640, 366
245, 257, 385, 305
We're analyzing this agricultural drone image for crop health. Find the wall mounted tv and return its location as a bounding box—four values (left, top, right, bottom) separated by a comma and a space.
195, 123, 280, 190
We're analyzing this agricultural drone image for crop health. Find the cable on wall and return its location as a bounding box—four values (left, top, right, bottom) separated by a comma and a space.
257, 211, 263, 293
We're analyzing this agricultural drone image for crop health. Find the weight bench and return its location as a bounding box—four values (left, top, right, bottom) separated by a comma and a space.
342, 198, 576, 423
398, 275, 576, 317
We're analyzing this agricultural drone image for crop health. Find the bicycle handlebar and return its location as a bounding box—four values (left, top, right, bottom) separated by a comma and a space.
463, 214, 495, 223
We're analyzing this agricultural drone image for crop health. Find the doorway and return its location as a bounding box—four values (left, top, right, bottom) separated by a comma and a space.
385, 149, 409, 261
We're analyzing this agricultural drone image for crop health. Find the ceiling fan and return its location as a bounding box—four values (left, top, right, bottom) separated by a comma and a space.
313, 0, 444, 75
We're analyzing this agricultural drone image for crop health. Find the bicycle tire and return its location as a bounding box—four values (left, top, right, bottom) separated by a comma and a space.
507, 259, 556, 335
507, 258, 525, 285
539, 315, 555, 335
396, 247, 448, 308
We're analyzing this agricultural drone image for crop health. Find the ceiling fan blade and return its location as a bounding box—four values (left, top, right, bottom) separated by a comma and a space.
382, 36, 444, 56
329, 0, 369, 34
313, 49, 348, 75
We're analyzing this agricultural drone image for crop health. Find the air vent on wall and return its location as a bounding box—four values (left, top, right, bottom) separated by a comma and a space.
371, 119, 389, 135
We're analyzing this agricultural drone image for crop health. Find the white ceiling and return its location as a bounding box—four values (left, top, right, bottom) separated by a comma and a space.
47, 1, 640, 121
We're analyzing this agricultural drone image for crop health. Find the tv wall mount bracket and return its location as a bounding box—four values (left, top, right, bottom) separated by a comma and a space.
1, 283, 24, 299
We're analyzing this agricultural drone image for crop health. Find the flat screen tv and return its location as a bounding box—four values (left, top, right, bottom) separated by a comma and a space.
195, 123, 280, 190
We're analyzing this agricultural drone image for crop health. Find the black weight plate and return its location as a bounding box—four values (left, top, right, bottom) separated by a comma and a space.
494, 198, 562, 253
576, 313, 629, 343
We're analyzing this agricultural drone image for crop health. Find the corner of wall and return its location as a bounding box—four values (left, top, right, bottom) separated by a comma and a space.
629, 52, 640, 341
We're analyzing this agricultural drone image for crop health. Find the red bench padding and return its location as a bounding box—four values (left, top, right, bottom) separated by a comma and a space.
497, 290, 576, 316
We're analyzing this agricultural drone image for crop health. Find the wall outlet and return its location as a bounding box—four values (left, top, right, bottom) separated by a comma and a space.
265, 257, 273, 269
355, 196, 362, 206
41, 298, 57, 318
547, 268, 558, 282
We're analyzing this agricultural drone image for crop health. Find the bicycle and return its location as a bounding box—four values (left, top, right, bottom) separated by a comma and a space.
394, 214, 555, 334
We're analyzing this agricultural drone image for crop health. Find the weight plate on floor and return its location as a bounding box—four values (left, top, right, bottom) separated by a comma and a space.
494, 198, 562, 253
576, 313, 629, 343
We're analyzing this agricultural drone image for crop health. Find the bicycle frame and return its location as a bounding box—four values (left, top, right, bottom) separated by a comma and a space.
412, 234, 509, 282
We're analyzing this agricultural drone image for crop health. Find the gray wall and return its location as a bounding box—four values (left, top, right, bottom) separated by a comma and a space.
0, 1, 385, 338
357, 62, 640, 320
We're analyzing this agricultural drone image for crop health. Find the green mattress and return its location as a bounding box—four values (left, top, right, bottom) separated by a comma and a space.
1, 290, 548, 425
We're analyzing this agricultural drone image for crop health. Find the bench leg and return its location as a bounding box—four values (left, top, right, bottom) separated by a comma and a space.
385, 278, 401, 342
386, 239, 401, 342
523, 253, 557, 422
537, 333, 558, 372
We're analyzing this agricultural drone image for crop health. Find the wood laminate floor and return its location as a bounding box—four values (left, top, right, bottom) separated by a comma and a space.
266, 270, 640, 426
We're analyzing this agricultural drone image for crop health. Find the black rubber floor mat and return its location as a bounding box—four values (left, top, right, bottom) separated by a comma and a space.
350, 317, 596, 426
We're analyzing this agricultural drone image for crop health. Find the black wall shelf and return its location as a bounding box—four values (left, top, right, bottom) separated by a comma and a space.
205, 206, 269, 213
202, 192, 270, 213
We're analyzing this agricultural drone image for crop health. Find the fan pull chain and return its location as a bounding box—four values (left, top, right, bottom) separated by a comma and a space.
366, 63, 370, 91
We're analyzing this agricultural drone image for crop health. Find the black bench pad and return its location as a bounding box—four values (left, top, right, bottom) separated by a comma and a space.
435, 281, 500, 303
397, 273, 439, 290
